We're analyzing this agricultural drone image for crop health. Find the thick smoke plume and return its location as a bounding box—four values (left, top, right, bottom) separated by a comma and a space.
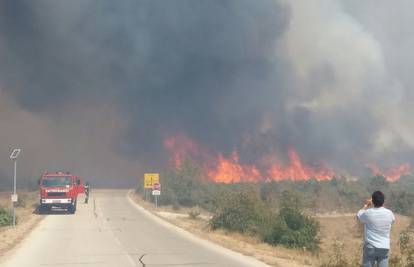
0, 1, 413, 187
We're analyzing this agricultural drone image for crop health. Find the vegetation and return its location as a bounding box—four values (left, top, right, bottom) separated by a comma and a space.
137, 162, 414, 254
210, 188, 272, 236
138, 164, 414, 216
187, 206, 201, 220
137, 160, 217, 210
396, 226, 414, 267
320, 241, 354, 267
264, 190, 320, 250
209, 188, 320, 250
0, 206, 13, 227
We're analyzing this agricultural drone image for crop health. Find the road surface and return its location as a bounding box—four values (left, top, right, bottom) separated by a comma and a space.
0, 190, 270, 267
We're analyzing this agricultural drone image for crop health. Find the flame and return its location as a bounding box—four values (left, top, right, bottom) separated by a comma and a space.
164, 134, 412, 183
207, 151, 262, 183
164, 135, 336, 183
367, 163, 411, 182
163, 134, 199, 168
267, 148, 335, 181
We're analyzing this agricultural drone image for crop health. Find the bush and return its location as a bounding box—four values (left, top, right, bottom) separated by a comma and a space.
15, 194, 27, 208
188, 206, 201, 220
320, 241, 351, 267
210, 188, 272, 236
264, 190, 320, 251
265, 208, 320, 250
0, 207, 13, 227
398, 229, 414, 267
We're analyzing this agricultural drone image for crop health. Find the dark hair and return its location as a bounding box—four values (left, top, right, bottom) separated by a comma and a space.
372, 191, 385, 207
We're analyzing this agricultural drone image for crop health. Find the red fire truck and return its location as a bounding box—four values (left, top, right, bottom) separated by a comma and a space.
38, 171, 85, 214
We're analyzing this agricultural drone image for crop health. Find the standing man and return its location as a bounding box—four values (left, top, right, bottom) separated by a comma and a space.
84, 182, 90, 204
357, 191, 395, 267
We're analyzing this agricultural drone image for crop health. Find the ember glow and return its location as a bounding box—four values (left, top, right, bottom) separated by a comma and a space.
367, 163, 411, 182
164, 135, 337, 183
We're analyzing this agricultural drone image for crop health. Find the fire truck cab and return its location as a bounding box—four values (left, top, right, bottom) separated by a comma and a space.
38, 171, 85, 214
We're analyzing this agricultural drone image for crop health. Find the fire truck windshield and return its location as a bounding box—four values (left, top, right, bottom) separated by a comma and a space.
41, 176, 72, 187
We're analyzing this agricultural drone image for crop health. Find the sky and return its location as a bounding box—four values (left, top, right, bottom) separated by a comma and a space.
0, 0, 413, 187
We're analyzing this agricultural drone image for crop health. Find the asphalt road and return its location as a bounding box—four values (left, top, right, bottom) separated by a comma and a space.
0, 190, 270, 267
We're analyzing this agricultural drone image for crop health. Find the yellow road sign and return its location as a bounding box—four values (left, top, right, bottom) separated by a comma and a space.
144, 173, 160, 189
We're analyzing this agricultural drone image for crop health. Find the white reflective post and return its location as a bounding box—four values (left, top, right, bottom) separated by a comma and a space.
10, 148, 21, 228
13, 160, 16, 227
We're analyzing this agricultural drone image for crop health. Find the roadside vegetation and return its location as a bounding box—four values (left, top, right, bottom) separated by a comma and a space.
0, 207, 13, 227
137, 161, 414, 216
0, 191, 41, 257
0, 191, 38, 228
136, 160, 414, 265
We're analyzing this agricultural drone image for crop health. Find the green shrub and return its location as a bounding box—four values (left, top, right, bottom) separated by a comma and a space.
265, 208, 319, 250
264, 190, 320, 251
210, 189, 272, 236
0, 207, 13, 227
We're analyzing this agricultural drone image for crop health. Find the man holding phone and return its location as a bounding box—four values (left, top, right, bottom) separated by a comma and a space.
357, 191, 395, 267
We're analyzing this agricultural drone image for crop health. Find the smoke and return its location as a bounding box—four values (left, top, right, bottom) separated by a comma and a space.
0, 0, 413, 187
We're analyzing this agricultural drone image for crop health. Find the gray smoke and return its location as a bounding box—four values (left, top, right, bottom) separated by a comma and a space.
0, 0, 413, 187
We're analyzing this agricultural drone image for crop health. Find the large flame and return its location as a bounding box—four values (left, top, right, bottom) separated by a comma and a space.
267, 148, 335, 181
207, 151, 262, 183
164, 134, 337, 183
367, 163, 411, 182
164, 134, 411, 183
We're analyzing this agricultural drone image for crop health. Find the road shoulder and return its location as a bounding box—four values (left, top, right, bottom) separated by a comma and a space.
127, 191, 310, 267
0, 193, 44, 263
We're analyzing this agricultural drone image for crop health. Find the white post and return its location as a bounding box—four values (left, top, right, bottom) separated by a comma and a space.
13, 160, 17, 228
9, 148, 21, 229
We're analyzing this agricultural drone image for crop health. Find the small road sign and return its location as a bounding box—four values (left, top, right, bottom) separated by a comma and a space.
10, 149, 21, 159
153, 182, 161, 190
144, 173, 160, 189
11, 194, 18, 203
152, 190, 161, 196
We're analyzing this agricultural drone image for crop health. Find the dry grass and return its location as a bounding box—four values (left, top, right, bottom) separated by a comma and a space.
0, 191, 43, 258
132, 192, 410, 267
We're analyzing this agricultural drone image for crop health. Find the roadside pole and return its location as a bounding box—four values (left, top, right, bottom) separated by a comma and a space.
152, 182, 161, 209
144, 173, 160, 204
10, 148, 21, 228
13, 160, 16, 227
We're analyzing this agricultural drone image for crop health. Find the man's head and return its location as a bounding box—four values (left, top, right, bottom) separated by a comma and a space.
372, 191, 385, 207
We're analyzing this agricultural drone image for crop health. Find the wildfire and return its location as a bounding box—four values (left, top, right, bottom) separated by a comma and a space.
367, 163, 411, 182
163, 134, 200, 168
267, 148, 335, 181
164, 134, 411, 183
207, 151, 262, 183
164, 134, 336, 183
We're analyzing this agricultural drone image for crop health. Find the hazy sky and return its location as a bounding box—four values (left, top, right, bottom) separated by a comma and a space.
1, 0, 413, 187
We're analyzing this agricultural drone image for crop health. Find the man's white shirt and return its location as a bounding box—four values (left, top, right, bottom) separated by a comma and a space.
357, 207, 395, 249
